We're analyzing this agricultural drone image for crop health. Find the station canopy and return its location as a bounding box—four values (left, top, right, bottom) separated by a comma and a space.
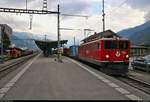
35, 40, 68, 50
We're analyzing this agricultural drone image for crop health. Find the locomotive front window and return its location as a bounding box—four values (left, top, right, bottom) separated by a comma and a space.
104, 40, 117, 49
104, 41, 109, 49
104, 40, 128, 49
119, 41, 128, 49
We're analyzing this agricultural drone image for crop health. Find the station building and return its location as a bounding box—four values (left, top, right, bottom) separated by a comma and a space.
131, 45, 150, 57
0, 24, 12, 55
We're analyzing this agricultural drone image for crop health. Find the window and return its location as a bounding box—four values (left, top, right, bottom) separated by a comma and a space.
104, 40, 128, 49
119, 41, 128, 49
104, 40, 117, 49
104, 40, 109, 49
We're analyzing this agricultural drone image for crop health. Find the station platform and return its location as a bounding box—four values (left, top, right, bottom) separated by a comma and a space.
0, 53, 150, 100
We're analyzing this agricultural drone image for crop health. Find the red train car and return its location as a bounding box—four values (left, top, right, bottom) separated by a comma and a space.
78, 37, 131, 75
8, 47, 22, 58
63, 48, 70, 56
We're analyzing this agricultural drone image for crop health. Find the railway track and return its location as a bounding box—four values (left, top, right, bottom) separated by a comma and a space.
0, 53, 38, 79
66, 56, 150, 95
116, 76, 150, 95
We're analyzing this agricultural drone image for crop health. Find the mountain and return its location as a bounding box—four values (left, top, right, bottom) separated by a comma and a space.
10, 32, 41, 51
118, 21, 150, 45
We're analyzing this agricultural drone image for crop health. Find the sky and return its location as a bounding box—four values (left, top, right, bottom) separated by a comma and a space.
0, 0, 149, 46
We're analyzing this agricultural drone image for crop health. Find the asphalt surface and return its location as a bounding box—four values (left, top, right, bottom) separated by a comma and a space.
0, 54, 149, 100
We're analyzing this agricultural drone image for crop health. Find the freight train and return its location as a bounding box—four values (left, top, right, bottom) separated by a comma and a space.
63, 30, 131, 75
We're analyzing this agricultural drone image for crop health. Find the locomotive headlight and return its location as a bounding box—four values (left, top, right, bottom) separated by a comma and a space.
106, 55, 109, 59
126, 55, 129, 58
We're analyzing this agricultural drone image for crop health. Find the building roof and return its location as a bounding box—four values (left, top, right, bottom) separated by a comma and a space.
139, 42, 150, 47
131, 45, 150, 49
35, 40, 68, 46
82, 30, 120, 43
0, 24, 12, 38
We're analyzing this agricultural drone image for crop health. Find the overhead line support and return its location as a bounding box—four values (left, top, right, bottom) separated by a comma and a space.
0, 7, 58, 14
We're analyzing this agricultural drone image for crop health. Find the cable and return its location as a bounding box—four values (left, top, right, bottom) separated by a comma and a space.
61, 14, 89, 18
118, 0, 128, 7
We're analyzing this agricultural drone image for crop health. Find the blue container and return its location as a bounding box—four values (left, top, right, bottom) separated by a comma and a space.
70, 45, 79, 57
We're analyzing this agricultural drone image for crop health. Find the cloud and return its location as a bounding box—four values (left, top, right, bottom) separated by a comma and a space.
0, 0, 147, 46
0, 0, 35, 8
126, 0, 150, 10
105, 5, 145, 32
145, 10, 150, 22
126, 0, 150, 21
0, 13, 28, 31
59, 0, 90, 14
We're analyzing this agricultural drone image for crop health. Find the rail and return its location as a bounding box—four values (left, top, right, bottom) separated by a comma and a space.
0, 53, 38, 79
116, 76, 150, 95
65, 56, 150, 94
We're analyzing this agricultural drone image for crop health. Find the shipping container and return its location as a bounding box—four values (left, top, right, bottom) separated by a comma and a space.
70, 45, 79, 57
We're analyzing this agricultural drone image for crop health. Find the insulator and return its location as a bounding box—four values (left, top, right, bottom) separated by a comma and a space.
42, 0, 48, 11
29, 14, 33, 30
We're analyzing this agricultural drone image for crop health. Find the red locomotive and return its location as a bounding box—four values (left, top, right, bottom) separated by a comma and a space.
78, 30, 131, 75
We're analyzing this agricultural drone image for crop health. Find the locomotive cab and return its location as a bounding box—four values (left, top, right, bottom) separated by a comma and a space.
99, 38, 131, 75
100, 38, 130, 62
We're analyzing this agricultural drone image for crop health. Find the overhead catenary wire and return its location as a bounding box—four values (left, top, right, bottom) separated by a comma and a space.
61, 14, 89, 18
106, 0, 129, 14
118, 0, 128, 7
103, 0, 129, 29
